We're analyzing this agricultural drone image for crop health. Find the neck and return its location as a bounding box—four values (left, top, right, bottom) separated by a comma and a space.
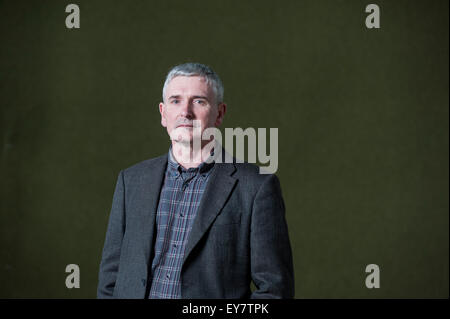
171, 139, 215, 169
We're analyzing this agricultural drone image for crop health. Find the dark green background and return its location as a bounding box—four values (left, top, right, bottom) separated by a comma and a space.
0, 0, 448, 298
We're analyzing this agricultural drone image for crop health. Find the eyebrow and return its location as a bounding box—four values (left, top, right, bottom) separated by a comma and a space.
167, 95, 209, 101
191, 95, 209, 101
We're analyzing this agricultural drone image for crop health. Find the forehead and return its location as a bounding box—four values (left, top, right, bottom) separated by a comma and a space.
165, 76, 212, 97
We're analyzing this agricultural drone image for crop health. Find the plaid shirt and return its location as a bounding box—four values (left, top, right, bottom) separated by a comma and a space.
148, 149, 215, 299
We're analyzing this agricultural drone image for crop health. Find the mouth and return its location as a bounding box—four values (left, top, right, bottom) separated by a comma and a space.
177, 124, 193, 128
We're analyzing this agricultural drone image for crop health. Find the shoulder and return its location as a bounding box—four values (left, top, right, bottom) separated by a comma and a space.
218, 147, 279, 185
231, 161, 282, 192
121, 154, 168, 178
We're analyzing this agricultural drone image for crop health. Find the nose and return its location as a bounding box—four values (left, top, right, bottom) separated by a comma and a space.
179, 100, 194, 119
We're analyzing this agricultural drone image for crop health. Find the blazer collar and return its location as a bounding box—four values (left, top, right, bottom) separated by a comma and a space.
183, 149, 237, 266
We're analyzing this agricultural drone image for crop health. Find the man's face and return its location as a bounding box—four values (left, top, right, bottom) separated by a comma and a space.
159, 75, 226, 144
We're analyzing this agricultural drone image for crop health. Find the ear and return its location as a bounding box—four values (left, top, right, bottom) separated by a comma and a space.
214, 103, 227, 127
159, 102, 167, 127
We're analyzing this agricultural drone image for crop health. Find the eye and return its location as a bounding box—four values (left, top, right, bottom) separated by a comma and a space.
171, 99, 180, 104
194, 99, 206, 105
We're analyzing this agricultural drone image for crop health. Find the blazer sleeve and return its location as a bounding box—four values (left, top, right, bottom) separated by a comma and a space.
250, 174, 295, 298
97, 170, 126, 298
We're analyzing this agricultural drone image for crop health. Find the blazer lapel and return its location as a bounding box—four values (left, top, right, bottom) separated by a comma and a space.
137, 154, 168, 266
183, 162, 237, 265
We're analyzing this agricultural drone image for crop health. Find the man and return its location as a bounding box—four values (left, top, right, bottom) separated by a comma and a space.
97, 63, 294, 298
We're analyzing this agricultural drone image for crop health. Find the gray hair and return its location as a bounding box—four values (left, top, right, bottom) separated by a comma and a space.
162, 63, 224, 104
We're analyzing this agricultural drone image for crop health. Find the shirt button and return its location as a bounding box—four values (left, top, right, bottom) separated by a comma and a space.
166, 273, 171, 279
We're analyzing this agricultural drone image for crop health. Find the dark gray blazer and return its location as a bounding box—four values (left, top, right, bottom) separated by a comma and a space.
97, 152, 294, 299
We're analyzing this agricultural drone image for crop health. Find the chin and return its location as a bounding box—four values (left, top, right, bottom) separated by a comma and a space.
170, 133, 193, 144
178, 136, 193, 144
170, 127, 200, 144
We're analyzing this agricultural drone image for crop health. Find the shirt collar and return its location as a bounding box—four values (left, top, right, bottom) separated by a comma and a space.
168, 146, 216, 176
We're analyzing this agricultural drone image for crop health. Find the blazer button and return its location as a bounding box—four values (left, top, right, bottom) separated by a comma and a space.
141, 279, 146, 286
